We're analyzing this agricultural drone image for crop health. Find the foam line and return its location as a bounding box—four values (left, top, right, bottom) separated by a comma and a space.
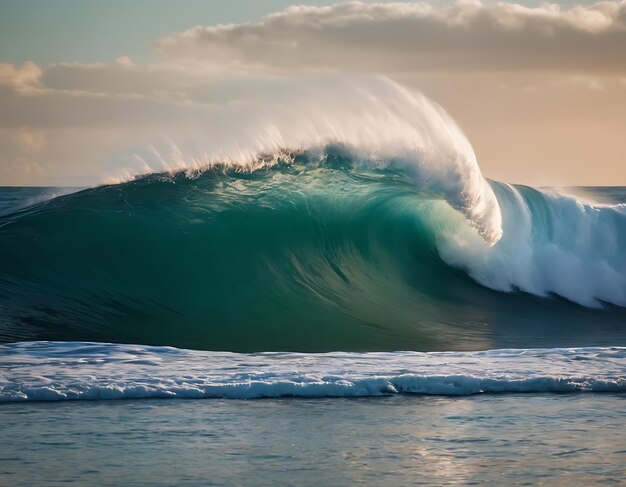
1, 342, 624, 402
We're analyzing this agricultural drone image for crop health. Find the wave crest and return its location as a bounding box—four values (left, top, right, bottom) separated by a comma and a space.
123, 77, 502, 244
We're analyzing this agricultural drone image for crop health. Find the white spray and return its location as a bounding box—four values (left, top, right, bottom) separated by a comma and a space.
123, 75, 503, 245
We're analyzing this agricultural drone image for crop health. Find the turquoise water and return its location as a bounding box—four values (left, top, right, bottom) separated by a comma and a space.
1, 162, 626, 351
1, 159, 625, 484
1, 395, 625, 486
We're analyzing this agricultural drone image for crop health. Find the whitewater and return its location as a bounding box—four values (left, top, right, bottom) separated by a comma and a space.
1, 342, 624, 402
1, 163, 625, 350
0, 77, 625, 391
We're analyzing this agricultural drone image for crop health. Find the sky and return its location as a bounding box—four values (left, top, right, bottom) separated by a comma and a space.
0, 0, 624, 186
0, 1, 357, 65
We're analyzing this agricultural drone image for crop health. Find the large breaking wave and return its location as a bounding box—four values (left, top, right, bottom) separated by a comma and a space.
0, 77, 625, 352
1, 155, 625, 351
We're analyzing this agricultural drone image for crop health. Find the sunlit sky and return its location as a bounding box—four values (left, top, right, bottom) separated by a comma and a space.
1, 0, 624, 186
1, 1, 342, 64
0, 0, 592, 64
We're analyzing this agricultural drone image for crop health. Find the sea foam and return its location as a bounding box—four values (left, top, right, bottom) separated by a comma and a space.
1, 342, 624, 402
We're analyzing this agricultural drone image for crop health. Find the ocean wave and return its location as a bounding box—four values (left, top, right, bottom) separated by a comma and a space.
0, 155, 625, 351
0, 78, 624, 351
437, 182, 626, 307
111, 77, 503, 245
1, 342, 624, 402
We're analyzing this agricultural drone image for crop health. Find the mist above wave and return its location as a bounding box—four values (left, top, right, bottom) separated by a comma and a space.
117, 76, 502, 244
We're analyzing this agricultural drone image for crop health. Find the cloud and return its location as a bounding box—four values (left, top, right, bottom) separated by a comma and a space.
41, 57, 200, 99
13, 127, 46, 152
0, 62, 42, 93
157, 0, 626, 74
1, 1, 626, 186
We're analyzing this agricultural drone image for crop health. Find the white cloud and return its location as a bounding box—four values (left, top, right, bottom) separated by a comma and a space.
1, 1, 626, 186
0, 62, 42, 93
158, 0, 626, 73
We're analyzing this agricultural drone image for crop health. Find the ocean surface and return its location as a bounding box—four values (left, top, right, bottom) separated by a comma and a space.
1, 170, 626, 351
2, 395, 625, 486
1, 150, 626, 484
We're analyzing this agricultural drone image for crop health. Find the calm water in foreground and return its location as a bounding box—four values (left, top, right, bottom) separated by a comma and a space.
1, 394, 625, 486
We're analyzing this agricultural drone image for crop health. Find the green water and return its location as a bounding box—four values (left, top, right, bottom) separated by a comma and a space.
1, 163, 625, 351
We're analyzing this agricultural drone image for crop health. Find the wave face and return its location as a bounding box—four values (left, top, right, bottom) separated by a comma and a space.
1, 154, 625, 351
1, 342, 624, 402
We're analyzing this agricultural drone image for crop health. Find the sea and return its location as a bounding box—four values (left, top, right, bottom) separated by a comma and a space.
1, 153, 625, 485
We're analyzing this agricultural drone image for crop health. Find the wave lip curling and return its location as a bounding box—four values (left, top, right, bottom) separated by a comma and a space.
119, 76, 503, 245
